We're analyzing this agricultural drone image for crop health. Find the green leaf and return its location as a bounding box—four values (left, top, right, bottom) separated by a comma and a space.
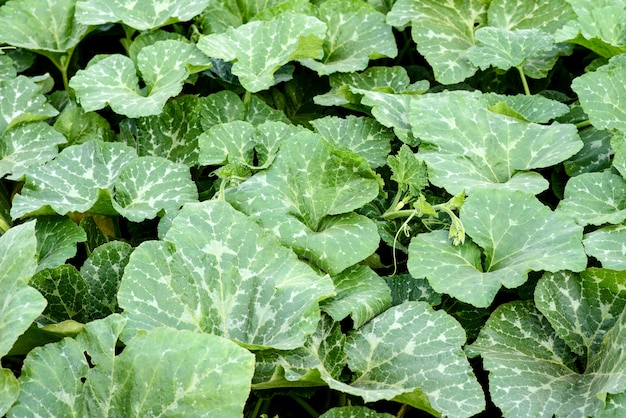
468, 300, 626, 417
612, 131, 626, 179
556, 171, 626, 226
9, 314, 255, 417
1, 122, 66, 180
385, 274, 442, 306
75, 0, 211, 31
330, 302, 485, 417
408, 189, 587, 307
534, 269, 626, 359
387, 0, 488, 84
29, 265, 90, 325
467, 27, 555, 72
484, 93, 570, 123
226, 133, 380, 275
320, 265, 391, 329
70, 40, 211, 117
80, 241, 133, 320
564, 127, 613, 176
487, 0, 575, 33
35, 215, 87, 271
387, 144, 428, 196
0, 76, 58, 132
111, 156, 198, 222
583, 226, 626, 270
0, 0, 91, 53
299, 0, 397, 75
410, 90, 583, 195
197, 13, 326, 92
320, 406, 394, 418
118, 200, 334, 350
571, 53, 626, 132
0, 368, 19, 417
53, 106, 115, 148
311, 115, 393, 169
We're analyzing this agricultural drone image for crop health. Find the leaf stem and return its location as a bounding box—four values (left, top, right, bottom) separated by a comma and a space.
289, 395, 319, 418
516, 66, 531, 96
575, 119, 592, 129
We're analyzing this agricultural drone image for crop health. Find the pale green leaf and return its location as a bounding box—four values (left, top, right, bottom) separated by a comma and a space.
70, 40, 211, 117
487, 0, 575, 33
320, 265, 391, 329
311, 115, 393, 168
0, 122, 66, 180
0, 55, 16, 81
387, 144, 429, 195
9, 314, 255, 417
11, 140, 137, 218
583, 226, 626, 270
118, 200, 334, 350
571, 53, 626, 132
410, 90, 583, 195
0, 76, 58, 132
535, 269, 626, 358
612, 131, 626, 179
30, 265, 90, 325
80, 241, 133, 320
320, 406, 394, 418
0, 368, 19, 417
299, 0, 397, 75
387, 0, 488, 84
468, 300, 626, 417
0, 0, 91, 53
197, 13, 326, 92
330, 302, 485, 417
112, 156, 198, 222
483, 93, 570, 123
35, 215, 87, 271
467, 27, 555, 71
75, 0, 211, 31
557, 171, 626, 226
226, 133, 380, 275
408, 189, 587, 307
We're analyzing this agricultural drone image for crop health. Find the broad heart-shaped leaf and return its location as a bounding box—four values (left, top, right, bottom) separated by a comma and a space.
197, 13, 326, 92
387, 0, 488, 84
9, 314, 255, 417
331, 302, 485, 417
467, 300, 626, 417
29, 265, 90, 325
35, 215, 87, 272
226, 133, 380, 275
76, 0, 210, 31
0, 222, 45, 357
0, 76, 58, 132
11, 140, 197, 222
0, 0, 91, 53
535, 269, 626, 359
571, 53, 626, 132
467, 27, 555, 72
310, 116, 393, 169
320, 265, 391, 329
299, 0, 397, 75
556, 171, 626, 226
80, 241, 132, 321
70, 40, 211, 118
583, 226, 626, 270
320, 406, 394, 418
118, 200, 334, 350
487, 0, 575, 33
410, 90, 583, 195
1, 122, 67, 180
408, 189, 587, 307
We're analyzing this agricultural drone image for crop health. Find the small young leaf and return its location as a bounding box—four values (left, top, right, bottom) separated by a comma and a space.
387, 144, 428, 196
53, 106, 115, 148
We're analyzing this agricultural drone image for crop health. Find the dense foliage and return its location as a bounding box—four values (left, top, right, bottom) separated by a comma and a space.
1, 0, 626, 417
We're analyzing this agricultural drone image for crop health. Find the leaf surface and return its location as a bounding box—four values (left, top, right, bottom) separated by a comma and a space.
583, 226, 626, 270
408, 189, 587, 307
0, 76, 58, 132
197, 13, 326, 92
118, 200, 334, 349
76, 0, 210, 30
35, 216, 87, 271
30, 265, 90, 325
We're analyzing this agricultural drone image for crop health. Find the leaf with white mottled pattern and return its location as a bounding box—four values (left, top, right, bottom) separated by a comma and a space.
320, 265, 391, 329
583, 226, 626, 270
410, 90, 583, 195
387, 0, 487, 84
118, 200, 334, 349
299, 0, 396, 75
35, 216, 87, 271
226, 133, 380, 275
0, 368, 19, 417
8, 314, 255, 417
612, 131, 626, 179
0, 76, 58, 132
197, 13, 326, 92
320, 406, 395, 418
557, 171, 626, 226
408, 189, 587, 307
70, 40, 211, 118
564, 127, 613, 176
468, 300, 626, 417
76, 0, 210, 30
487, 0, 575, 33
